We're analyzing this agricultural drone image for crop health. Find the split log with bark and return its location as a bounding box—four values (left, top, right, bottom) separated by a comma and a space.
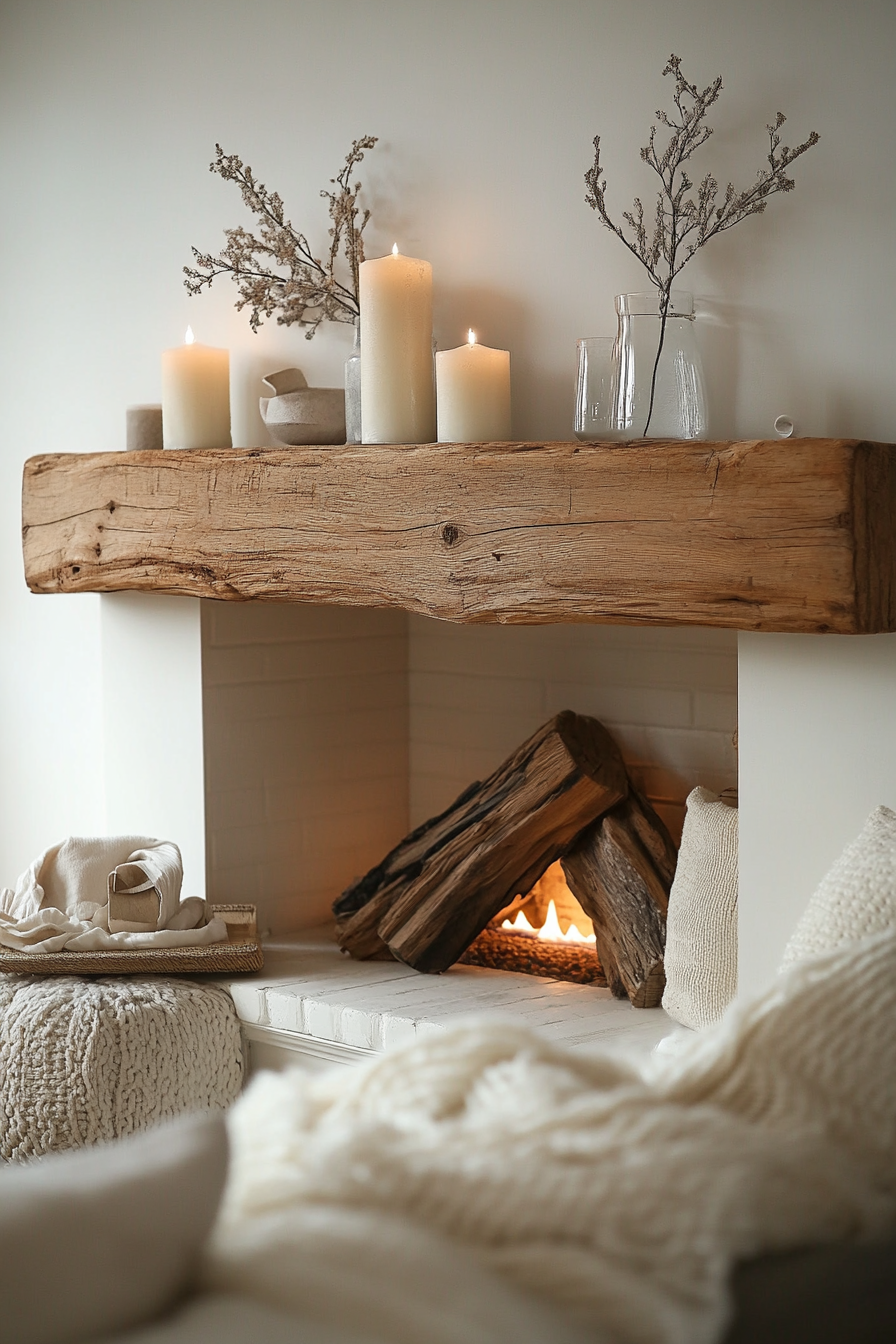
562, 791, 677, 1007
334, 710, 678, 1005
334, 711, 628, 972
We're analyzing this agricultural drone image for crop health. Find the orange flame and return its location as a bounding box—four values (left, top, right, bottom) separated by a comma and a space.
502, 898, 596, 945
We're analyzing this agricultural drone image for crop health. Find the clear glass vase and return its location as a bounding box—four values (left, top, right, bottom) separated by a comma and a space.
344, 320, 361, 444
612, 291, 707, 440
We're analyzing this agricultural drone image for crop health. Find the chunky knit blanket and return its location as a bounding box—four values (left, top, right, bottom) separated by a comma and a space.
207, 928, 896, 1344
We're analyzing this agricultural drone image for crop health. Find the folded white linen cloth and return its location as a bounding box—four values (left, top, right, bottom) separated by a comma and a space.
0, 836, 228, 953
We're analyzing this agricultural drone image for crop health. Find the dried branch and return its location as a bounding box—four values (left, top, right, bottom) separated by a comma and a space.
184, 136, 378, 338
585, 56, 819, 432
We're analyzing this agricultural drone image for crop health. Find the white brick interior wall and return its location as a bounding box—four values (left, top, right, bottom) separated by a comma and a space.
409, 619, 738, 843
201, 605, 737, 933
201, 603, 409, 934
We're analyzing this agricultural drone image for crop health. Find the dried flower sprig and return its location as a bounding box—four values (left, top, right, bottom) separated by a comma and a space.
184, 135, 378, 338
585, 56, 819, 434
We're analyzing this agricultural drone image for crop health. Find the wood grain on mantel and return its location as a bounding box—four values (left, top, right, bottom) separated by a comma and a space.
21, 438, 896, 633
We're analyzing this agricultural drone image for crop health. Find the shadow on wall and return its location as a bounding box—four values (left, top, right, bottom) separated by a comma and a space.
697, 298, 740, 437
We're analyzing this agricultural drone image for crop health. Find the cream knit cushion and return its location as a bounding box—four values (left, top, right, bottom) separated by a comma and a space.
0, 977, 243, 1161
662, 786, 738, 1030
781, 804, 896, 968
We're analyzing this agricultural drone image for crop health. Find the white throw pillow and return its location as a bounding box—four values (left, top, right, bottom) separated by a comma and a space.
781, 804, 896, 968
662, 786, 738, 1030
0, 1111, 228, 1344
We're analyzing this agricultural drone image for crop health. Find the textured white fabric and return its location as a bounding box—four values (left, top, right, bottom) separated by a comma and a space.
0, 835, 227, 952
96, 1293, 438, 1344
662, 787, 738, 1029
781, 804, 896, 968
0, 1113, 228, 1344
0, 977, 244, 1160
207, 928, 896, 1344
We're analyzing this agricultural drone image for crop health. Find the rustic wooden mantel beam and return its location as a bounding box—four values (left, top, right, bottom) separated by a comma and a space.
20, 438, 896, 633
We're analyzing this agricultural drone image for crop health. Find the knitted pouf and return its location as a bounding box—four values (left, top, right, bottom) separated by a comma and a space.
0, 976, 243, 1161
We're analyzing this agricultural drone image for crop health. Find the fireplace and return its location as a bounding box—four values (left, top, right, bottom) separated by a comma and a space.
21, 437, 896, 998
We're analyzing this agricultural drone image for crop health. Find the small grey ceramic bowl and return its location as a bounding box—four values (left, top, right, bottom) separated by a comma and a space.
260, 368, 346, 446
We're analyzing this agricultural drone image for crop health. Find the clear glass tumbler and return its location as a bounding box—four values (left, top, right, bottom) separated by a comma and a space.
344, 320, 361, 444
613, 291, 707, 440
574, 337, 618, 440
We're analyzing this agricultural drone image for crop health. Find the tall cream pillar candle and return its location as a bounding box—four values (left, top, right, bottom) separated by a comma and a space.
161, 327, 231, 449
359, 246, 436, 444
436, 330, 511, 442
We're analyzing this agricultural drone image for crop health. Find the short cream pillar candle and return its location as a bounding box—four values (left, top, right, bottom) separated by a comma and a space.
161, 328, 231, 450
360, 246, 436, 444
436, 331, 511, 442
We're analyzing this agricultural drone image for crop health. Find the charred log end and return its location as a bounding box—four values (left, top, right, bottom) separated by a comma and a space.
554, 709, 629, 799
334, 901, 394, 961
628, 959, 666, 1009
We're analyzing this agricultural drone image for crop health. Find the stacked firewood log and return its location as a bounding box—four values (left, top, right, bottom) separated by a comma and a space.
333, 711, 677, 1007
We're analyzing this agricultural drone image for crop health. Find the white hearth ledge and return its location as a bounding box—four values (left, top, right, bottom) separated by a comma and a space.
221, 926, 677, 1075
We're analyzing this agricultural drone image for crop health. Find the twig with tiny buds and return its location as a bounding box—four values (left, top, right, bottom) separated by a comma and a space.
585, 56, 818, 434
184, 136, 378, 338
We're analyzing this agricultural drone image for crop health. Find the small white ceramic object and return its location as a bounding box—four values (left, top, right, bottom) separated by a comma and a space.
260, 368, 346, 445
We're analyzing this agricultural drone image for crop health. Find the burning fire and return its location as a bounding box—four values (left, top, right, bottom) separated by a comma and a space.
502, 898, 596, 945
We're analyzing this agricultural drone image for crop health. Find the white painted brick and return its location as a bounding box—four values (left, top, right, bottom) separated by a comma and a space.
642, 726, 736, 777
203, 604, 409, 934
413, 1020, 448, 1040
205, 604, 739, 935
302, 997, 343, 1040
408, 775, 471, 825
261, 636, 408, 682
409, 742, 510, 783
203, 635, 407, 688
544, 681, 693, 729
205, 602, 406, 648
208, 672, 408, 721
265, 988, 303, 1032
408, 617, 737, 831
224, 930, 677, 1060
410, 671, 546, 715
206, 786, 268, 831
225, 983, 269, 1026
412, 705, 547, 757
338, 1006, 381, 1050
693, 690, 738, 732
381, 1016, 419, 1050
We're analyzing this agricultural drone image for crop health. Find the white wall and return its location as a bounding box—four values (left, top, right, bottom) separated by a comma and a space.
101, 593, 206, 900
738, 632, 896, 996
2, 2, 895, 946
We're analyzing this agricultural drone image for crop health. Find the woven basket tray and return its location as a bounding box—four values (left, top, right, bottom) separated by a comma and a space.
0, 904, 263, 976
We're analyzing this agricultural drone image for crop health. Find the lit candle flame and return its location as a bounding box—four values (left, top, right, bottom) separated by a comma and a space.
392, 243, 399, 256
468, 329, 476, 346
185, 326, 195, 346
501, 899, 596, 944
